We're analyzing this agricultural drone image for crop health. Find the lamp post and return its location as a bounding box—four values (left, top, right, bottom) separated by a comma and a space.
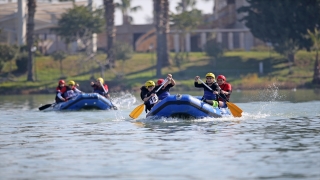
31, 46, 37, 81
149, 44, 154, 77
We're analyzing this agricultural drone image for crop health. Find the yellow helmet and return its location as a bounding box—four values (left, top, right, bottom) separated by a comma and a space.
145, 80, 155, 87
68, 80, 75, 86
205, 73, 215, 79
97, 77, 104, 84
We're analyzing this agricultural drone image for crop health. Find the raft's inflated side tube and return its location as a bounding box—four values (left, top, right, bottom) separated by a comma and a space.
54, 93, 114, 110
146, 94, 226, 119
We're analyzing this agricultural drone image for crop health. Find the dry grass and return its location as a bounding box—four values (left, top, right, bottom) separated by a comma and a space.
0, 50, 318, 94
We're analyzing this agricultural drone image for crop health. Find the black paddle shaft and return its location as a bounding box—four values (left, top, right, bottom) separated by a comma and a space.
38, 104, 53, 111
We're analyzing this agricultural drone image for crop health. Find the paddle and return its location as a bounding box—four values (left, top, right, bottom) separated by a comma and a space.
39, 103, 54, 111
198, 78, 243, 117
129, 78, 168, 119
99, 81, 118, 110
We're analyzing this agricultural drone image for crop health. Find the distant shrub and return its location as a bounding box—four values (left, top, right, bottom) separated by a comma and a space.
15, 52, 28, 73
114, 41, 133, 61
0, 44, 17, 72
0, 61, 4, 72
204, 40, 224, 59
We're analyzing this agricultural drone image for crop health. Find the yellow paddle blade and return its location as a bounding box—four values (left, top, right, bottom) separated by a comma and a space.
129, 104, 145, 119
226, 102, 243, 117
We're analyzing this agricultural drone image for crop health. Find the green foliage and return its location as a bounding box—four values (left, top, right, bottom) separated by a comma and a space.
113, 41, 133, 78
204, 39, 224, 60
0, 61, 4, 72
115, 0, 142, 24
15, 52, 28, 73
307, 28, 320, 84
307, 28, 320, 51
238, 0, 320, 53
174, 53, 183, 68
1, 51, 318, 93
51, 51, 67, 61
51, 51, 67, 77
0, 44, 16, 62
53, 5, 105, 44
114, 41, 133, 61
175, 0, 197, 12
0, 44, 17, 72
170, 9, 202, 32
170, 9, 202, 63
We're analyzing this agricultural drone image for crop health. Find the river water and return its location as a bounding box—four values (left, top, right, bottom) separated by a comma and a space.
0, 88, 320, 180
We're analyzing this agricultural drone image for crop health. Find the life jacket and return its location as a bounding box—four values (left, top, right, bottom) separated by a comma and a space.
156, 84, 173, 100
55, 86, 67, 102
218, 82, 232, 101
56, 85, 67, 94
157, 91, 170, 100
140, 86, 158, 112
148, 94, 158, 105
194, 82, 218, 100
92, 84, 108, 95
144, 94, 158, 112
63, 86, 77, 99
203, 87, 217, 100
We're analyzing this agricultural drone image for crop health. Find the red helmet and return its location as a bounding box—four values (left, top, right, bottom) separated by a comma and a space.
58, 80, 65, 85
157, 79, 164, 85
217, 75, 226, 81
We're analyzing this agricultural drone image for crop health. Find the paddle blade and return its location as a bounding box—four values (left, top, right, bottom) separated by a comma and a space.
39, 104, 52, 111
226, 102, 243, 117
129, 104, 145, 119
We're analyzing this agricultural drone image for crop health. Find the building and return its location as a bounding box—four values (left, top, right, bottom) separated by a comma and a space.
0, 0, 259, 55
0, 0, 89, 54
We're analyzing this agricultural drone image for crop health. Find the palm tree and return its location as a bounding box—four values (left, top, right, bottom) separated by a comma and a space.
154, 0, 170, 77
171, 1, 202, 63
27, 0, 36, 81
176, 0, 196, 12
308, 28, 320, 84
115, 0, 142, 25
103, 0, 116, 68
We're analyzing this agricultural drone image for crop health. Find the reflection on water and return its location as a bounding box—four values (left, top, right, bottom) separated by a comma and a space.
170, 88, 320, 103
0, 89, 319, 110
0, 90, 320, 179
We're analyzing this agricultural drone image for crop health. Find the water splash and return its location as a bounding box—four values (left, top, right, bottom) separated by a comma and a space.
231, 83, 288, 119
258, 83, 285, 102
111, 91, 137, 109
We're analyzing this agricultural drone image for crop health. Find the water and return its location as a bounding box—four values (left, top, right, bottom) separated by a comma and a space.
0, 89, 320, 180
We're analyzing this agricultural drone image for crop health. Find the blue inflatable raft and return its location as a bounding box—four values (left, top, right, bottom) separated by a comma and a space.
51, 93, 116, 111
146, 94, 230, 119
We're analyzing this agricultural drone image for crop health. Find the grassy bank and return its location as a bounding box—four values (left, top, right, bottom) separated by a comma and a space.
0, 50, 318, 95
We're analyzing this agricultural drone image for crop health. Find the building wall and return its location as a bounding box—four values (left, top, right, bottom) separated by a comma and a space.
0, 0, 260, 54
0, 0, 87, 53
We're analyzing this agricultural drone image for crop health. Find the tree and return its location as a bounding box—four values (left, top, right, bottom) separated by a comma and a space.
170, 9, 202, 61
27, 0, 36, 81
51, 51, 67, 77
308, 28, 320, 84
103, 0, 116, 68
175, 0, 196, 12
0, 44, 16, 73
238, 0, 320, 74
154, 0, 170, 77
53, 5, 105, 55
114, 41, 133, 78
115, 0, 142, 25
204, 39, 224, 65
